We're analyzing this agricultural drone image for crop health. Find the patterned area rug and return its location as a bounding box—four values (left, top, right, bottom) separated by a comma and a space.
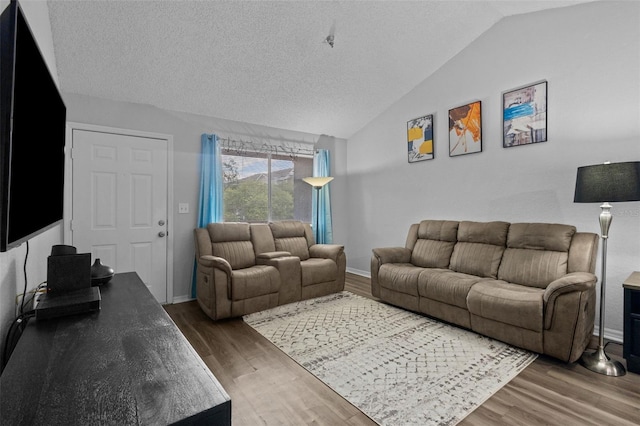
244, 291, 538, 426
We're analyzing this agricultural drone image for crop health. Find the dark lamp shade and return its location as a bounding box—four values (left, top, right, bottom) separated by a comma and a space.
574, 161, 640, 203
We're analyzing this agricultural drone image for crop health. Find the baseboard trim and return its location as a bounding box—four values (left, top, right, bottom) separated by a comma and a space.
593, 325, 623, 343
172, 295, 195, 304
346, 267, 370, 278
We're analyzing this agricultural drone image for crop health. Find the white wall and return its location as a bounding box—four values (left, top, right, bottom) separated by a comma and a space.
346, 1, 640, 337
62, 93, 349, 302
0, 0, 63, 361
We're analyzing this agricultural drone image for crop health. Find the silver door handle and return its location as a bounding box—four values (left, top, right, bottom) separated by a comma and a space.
158, 231, 166, 237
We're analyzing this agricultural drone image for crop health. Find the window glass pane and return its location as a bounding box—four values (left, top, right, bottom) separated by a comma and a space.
222, 153, 269, 222
271, 157, 294, 221
222, 150, 313, 223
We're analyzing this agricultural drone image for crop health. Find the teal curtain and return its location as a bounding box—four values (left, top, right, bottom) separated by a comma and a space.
313, 149, 333, 244
191, 134, 223, 298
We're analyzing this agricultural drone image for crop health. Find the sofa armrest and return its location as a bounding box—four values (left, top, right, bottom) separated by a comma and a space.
309, 244, 344, 263
371, 247, 412, 264
543, 272, 596, 329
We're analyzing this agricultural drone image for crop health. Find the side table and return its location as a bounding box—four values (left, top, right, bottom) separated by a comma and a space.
623, 271, 640, 374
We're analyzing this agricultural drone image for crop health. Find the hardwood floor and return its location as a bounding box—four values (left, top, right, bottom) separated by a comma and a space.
164, 273, 640, 425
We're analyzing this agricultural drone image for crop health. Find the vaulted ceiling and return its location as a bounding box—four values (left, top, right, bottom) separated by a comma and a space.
48, 0, 591, 139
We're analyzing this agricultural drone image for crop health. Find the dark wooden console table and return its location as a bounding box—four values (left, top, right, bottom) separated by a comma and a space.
0, 272, 231, 425
623, 271, 640, 374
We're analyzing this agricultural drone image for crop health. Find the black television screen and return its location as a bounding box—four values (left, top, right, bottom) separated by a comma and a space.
1, 0, 66, 252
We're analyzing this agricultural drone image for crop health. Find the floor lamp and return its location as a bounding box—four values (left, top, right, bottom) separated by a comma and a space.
574, 161, 640, 377
302, 176, 334, 242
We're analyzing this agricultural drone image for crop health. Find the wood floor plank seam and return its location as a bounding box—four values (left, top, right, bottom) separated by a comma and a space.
164, 273, 640, 426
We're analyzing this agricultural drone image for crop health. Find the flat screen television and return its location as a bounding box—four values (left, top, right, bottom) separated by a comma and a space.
1, 0, 67, 252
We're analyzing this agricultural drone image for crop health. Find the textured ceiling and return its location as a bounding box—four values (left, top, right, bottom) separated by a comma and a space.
48, 0, 590, 139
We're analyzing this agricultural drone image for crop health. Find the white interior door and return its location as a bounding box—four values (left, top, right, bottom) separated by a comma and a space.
71, 128, 169, 303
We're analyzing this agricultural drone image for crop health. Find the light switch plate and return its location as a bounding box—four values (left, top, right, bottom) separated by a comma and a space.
178, 203, 189, 214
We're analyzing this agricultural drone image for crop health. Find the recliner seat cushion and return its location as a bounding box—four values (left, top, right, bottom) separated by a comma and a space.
467, 280, 544, 331
378, 263, 422, 296
230, 265, 280, 300
418, 270, 485, 309
301, 258, 337, 286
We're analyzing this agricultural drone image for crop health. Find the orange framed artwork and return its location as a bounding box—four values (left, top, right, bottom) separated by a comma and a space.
449, 101, 482, 157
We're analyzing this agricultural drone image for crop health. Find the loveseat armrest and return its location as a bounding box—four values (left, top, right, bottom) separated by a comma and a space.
256, 251, 292, 260
543, 272, 596, 329
256, 254, 302, 305
198, 255, 233, 275
309, 244, 344, 263
196, 255, 234, 304
371, 247, 412, 264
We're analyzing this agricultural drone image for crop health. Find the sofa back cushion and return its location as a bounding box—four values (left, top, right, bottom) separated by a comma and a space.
208, 222, 256, 269
411, 220, 459, 268
449, 221, 509, 278
269, 220, 310, 261
497, 223, 576, 288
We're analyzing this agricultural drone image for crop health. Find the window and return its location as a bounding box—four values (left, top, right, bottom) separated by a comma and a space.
222, 150, 313, 223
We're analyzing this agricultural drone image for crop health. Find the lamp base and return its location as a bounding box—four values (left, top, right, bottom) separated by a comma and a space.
580, 346, 626, 376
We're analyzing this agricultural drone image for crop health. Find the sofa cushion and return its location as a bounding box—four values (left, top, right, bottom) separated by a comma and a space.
506, 222, 576, 252
448, 220, 509, 278
411, 240, 456, 268
208, 222, 251, 243
467, 280, 544, 332
457, 221, 510, 246
378, 264, 422, 296
497, 223, 575, 288
207, 222, 256, 269
411, 220, 458, 268
301, 258, 338, 286
230, 265, 280, 301
418, 270, 484, 309
269, 221, 310, 260
212, 241, 256, 270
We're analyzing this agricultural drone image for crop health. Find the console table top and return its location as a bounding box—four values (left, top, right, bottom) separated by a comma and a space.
623, 271, 640, 289
0, 272, 230, 425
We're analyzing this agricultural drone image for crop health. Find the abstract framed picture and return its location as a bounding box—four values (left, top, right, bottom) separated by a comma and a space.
449, 101, 482, 157
503, 80, 547, 148
407, 114, 434, 163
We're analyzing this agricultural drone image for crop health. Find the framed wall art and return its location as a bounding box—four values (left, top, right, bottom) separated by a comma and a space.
407, 114, 434, 163
449, 101, 482, 157
503, 80, 547, 148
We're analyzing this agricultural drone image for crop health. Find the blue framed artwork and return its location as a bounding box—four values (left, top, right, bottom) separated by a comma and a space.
503, 81, 548, 148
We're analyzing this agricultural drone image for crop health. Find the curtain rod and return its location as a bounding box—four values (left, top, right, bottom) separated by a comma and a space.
218, 136, 316, 158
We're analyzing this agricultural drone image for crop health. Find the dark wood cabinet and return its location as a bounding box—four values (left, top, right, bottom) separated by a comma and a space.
0, 272, 231, 425
623, 271, 640, 375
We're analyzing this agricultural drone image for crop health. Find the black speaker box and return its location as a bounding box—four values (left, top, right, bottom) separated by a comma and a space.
47, 253, 91, 294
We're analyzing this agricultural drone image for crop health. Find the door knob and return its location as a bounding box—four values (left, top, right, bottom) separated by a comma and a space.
158, 231, 166, 237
